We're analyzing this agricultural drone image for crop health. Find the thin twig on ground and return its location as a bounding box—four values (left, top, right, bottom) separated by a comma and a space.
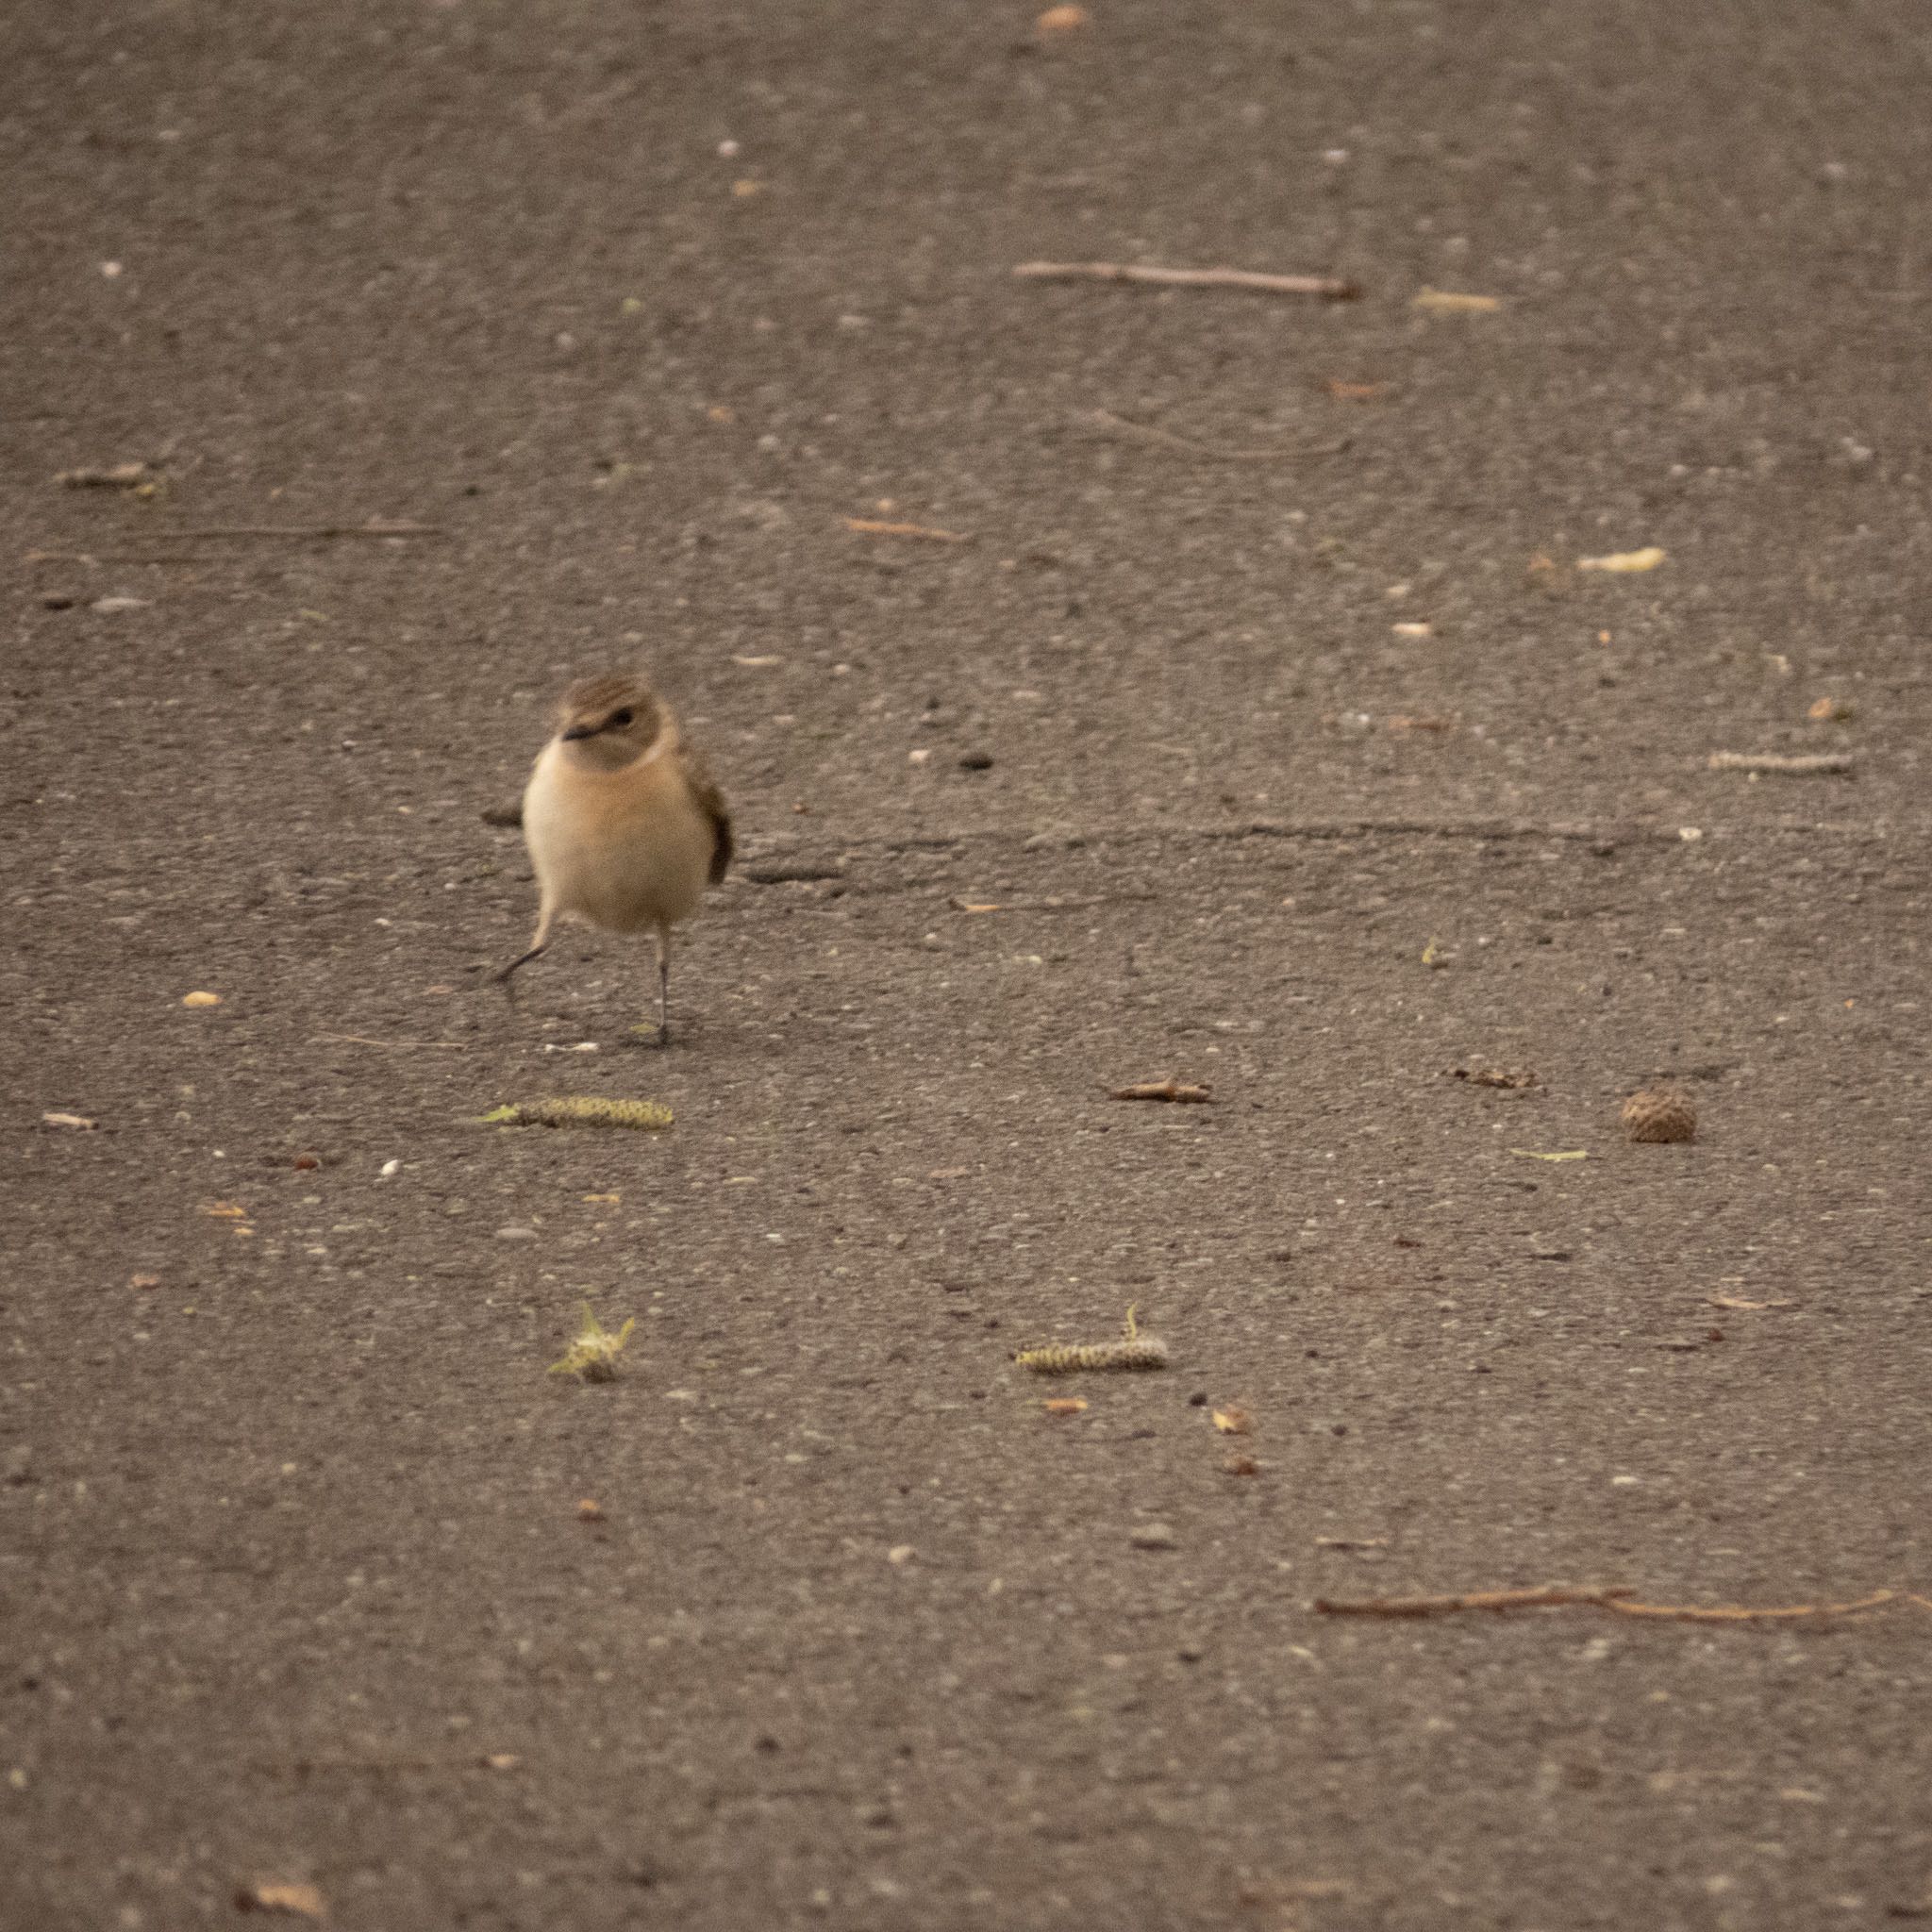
1315, 1584, 1904, 1622
1604, 1589, 1895, 1623
310, 1034, 469, 1051
1014, 260, 1358, 299
1314, 1585, 1632, 1617
157, 522, 444, 541
1707, 752, 1855, 775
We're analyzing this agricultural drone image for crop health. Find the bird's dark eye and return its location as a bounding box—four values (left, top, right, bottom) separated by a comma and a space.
609, 708, 634, 728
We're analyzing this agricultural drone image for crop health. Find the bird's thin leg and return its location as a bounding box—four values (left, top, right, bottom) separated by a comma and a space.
495, 904, 555, 989
655, 928, 672, 1047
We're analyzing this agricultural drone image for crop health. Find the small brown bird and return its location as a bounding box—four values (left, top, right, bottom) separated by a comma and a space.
497, 672, 733, 1044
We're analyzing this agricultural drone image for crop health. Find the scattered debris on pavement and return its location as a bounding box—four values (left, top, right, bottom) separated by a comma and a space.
1015, 259, 1357, 299
549, 1305, 636, 1382
1623, 1089, 1698, 1143
475, 1098, 673, 1130
1017, 1305, 1170, 1374
1111, 1078, 1214, 1104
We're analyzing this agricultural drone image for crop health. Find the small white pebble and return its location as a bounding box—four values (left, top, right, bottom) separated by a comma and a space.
378, 1158, 400, 1179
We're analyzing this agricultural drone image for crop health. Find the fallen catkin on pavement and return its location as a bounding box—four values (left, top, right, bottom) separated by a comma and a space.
1016, 1306, 1170, 1374
475, 1097, 673, 1130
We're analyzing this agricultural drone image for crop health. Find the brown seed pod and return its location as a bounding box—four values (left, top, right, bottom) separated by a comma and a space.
1623, 1088, 1697, 1143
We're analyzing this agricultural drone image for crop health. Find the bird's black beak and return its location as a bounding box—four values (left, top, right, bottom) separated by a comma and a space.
561, 723, 597, 741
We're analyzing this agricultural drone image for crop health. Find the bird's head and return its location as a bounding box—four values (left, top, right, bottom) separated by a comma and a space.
554, 674, 665, 769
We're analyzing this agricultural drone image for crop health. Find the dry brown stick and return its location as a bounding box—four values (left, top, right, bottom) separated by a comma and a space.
1604, 1589, 1895, 1623
310, 1034, 469, 1051
1085, 409, 1346, 463
1707, 752, 1854, 775
1314, 1585, 1633, 1617
1317, 1584, 1905, 1622
1015, 260, 1358, 299
158, 522, 444, 541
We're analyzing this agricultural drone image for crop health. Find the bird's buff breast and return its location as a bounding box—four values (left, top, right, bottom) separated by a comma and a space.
522, 743, 712, 934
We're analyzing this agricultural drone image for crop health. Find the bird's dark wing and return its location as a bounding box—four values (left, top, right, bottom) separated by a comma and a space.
679, 743, 734, 885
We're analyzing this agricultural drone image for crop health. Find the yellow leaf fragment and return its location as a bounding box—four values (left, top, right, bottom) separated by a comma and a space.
42, 1111, 97, 1131
237, 1882, 325, 1918
1509, 1148, 1588, 1162
1212, 1408, 1252, 1435
1576, 546, 1665, 573
1412, 288, 1501, 313
1037, 4, 1090, 31
1043, 1397, 1089, 1414
181, 991, 222, 1008
843, 517, 969, 542
200, 1200, 249, 1218
58, 462, 153, 489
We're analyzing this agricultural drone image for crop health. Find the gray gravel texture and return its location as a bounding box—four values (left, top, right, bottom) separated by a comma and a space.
4, 3, 1930, 1928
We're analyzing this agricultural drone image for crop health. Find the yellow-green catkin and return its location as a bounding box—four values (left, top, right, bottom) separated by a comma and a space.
475, 1097, 673, 1130
1016, 1304, 1170, 1374
548, 1303, 636, 1381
